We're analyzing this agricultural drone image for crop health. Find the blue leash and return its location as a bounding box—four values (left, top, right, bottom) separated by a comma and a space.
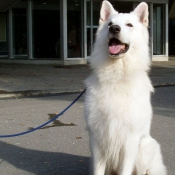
0, 89, 86, 138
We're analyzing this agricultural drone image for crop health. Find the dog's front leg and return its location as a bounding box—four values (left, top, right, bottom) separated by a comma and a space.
93, 156, 106, 175
119, 135, 140, 175
90, 137, 106, 175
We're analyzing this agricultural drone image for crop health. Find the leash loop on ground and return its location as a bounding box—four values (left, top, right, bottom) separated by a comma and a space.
0, 89, 86, 138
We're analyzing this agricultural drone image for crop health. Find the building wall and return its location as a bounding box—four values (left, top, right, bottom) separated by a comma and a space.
0, 0, 169, 64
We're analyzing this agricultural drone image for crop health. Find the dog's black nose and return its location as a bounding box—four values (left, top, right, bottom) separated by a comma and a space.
109, 25, 121, 34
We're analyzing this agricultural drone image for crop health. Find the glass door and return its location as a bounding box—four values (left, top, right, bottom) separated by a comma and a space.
67, 0, 82, 58
33, 0, 60, 59
86, 0, 101, 56
153, 4, 165, 55
12, 8, 27, 57
0, 14, 8, 58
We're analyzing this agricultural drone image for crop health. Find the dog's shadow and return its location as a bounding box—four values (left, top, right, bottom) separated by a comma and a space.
0, 141, 90, 175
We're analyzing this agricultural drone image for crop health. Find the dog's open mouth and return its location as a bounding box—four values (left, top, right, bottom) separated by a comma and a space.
108, 38, 129, 56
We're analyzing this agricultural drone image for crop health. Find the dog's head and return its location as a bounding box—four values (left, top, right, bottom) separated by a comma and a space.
96, 0, 149, 59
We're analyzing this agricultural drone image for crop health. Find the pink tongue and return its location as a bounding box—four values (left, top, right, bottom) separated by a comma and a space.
109, 44, 122, 55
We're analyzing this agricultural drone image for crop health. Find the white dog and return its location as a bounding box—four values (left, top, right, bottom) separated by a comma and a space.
84, 1, 167, 175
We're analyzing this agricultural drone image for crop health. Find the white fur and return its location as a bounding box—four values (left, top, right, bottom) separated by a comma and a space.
84, 1, 167, 175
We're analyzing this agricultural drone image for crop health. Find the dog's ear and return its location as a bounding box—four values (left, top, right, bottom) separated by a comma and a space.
134, 2, 149, 27
99, 0, 116, 25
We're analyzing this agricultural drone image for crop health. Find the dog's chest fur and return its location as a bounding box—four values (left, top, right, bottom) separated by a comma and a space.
85, 61, 152, 160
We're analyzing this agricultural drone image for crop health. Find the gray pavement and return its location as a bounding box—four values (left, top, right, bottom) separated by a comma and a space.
0, 61, 175, 98
0, 64, 89, 99
0, 94, 90, 175
0, 62, 175, 175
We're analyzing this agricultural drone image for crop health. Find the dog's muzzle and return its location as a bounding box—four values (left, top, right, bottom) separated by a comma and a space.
108, 25, 129, 57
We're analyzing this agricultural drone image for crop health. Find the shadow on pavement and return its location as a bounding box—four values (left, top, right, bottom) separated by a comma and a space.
0, 141, 90, 175
152, 86, 175, 118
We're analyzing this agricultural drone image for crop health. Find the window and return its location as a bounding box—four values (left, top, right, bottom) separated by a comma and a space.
13, 8, 27, 57
153, 4, 165, 55
0, 14, 7, 57
67, 0, 82, 58
33, 0, 60, 58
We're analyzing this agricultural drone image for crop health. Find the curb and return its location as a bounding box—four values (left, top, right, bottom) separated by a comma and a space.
0, 89, 85, 99
1, 83, 175, 99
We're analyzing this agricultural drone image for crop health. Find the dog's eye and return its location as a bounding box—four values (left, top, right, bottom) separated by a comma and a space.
126, 23, 133, 27
108, 22, 113, 26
